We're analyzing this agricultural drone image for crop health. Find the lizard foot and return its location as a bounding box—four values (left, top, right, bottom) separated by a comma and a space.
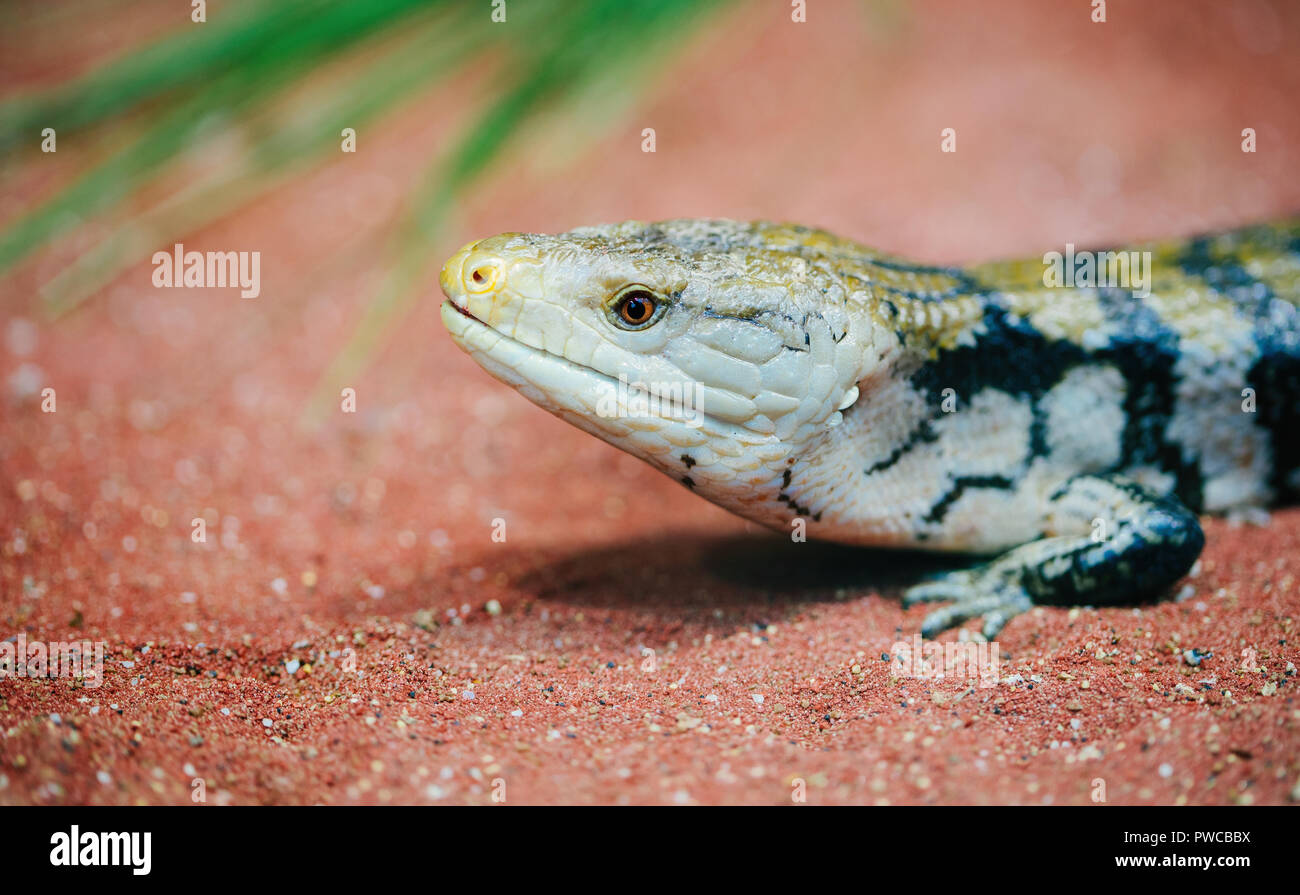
903, 474, 1204, 639
904, 568, 1033, 639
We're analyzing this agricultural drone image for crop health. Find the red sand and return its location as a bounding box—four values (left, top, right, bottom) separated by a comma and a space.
2, 0, 1299, 805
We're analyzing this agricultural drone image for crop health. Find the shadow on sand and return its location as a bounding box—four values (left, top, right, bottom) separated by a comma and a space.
513, 530, 971, 611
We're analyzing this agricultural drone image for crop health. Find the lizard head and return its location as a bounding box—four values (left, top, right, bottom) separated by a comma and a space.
439, 219, 876, 522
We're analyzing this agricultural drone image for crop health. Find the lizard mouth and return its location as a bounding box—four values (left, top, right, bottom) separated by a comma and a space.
444, 300, 481, 323
440, 298, 621, 387
439, 301, 722, 431
441, 299, 639, 393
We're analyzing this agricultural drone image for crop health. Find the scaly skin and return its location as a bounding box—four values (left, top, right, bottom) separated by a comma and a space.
439, 218, 1300, 638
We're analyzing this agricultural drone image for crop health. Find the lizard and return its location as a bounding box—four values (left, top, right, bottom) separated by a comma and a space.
438, 217, 1300, 639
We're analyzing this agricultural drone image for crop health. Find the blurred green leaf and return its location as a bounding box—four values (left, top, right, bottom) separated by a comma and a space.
0, 0, 730, 424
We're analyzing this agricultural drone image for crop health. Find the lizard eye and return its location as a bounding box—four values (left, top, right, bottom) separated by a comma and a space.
609, 287, 662, 330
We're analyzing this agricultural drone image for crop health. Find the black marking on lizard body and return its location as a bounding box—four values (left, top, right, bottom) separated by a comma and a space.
1179, 238, 1269, 301
777, 490, 817, 519
1247, 328, 1300, 499
1174, 232, 1300, 499
863, 419, 939, 477
853, 254, 978, 284
922, 474, 1016, 524
701, 306, 767, 325
1018, 477, 1207, 606
836, 266, 982, 305
1093, 287, 1206, 510
778, 466, 818, 520
896, 291, 1228, 515
910, 302, 1087, 401
885, 219, 1300, 636
904, 302, 1088, 518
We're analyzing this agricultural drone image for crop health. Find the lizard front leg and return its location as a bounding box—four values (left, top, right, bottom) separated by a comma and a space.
904, 474, 1205, 638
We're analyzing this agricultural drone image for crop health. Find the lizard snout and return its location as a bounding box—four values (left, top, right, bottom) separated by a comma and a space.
440, 239, 503, 301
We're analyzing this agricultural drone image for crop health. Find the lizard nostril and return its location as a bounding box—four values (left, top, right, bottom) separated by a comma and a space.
440, 239, 483, 299
465, 258, 501, 293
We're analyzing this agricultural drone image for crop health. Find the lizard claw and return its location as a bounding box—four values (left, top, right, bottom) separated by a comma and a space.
901, 570, 978, 605
905, 567, 1032, 639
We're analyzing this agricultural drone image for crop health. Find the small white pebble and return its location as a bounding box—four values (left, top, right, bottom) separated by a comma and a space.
1158, 763, 1173, 778
752, 694, 765, 705
261, 718, 273, 728
96, 771, 112, 785
510, 709, 523, 717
